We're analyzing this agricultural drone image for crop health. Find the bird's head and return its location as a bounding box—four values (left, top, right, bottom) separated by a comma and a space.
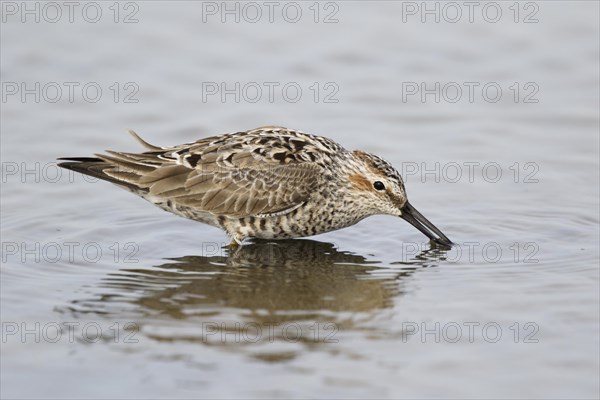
348, 150, 452, 246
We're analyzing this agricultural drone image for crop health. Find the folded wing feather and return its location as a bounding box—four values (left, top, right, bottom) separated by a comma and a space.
97, 135, 321, 218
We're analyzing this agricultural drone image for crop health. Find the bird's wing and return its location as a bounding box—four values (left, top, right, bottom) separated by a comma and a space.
94, 126, 338, 217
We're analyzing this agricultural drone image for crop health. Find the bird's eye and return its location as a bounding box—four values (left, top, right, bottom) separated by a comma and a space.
373, 181, 386, 191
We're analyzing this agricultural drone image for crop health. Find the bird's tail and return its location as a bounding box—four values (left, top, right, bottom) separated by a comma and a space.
57, 157, 142, 191
57, 129, 165, 192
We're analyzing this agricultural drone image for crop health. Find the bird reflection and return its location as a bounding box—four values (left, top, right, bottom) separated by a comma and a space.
66, 239, 448, 348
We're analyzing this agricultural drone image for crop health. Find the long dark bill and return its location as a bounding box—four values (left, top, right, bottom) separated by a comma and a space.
400, 202, 453, 246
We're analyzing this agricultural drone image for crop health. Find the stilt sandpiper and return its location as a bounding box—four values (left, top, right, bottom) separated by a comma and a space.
58, 126, 452, 247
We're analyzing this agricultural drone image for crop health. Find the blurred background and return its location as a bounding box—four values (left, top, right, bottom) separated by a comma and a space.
1, 1, 599, 398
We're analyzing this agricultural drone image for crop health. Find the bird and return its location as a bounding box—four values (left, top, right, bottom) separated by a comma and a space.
58, 126, 452, 247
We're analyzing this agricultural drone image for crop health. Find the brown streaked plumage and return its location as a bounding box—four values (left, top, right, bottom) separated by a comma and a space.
348, 173, 374, 192
58, 126, 452, 246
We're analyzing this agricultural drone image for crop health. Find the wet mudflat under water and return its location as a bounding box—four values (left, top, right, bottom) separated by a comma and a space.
1, 1, 599, 398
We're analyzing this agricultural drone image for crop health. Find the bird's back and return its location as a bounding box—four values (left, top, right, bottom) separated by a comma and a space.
58, 126, 346, 222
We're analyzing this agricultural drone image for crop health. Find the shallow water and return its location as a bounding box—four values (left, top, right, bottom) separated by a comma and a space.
1, 1, 599, 398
